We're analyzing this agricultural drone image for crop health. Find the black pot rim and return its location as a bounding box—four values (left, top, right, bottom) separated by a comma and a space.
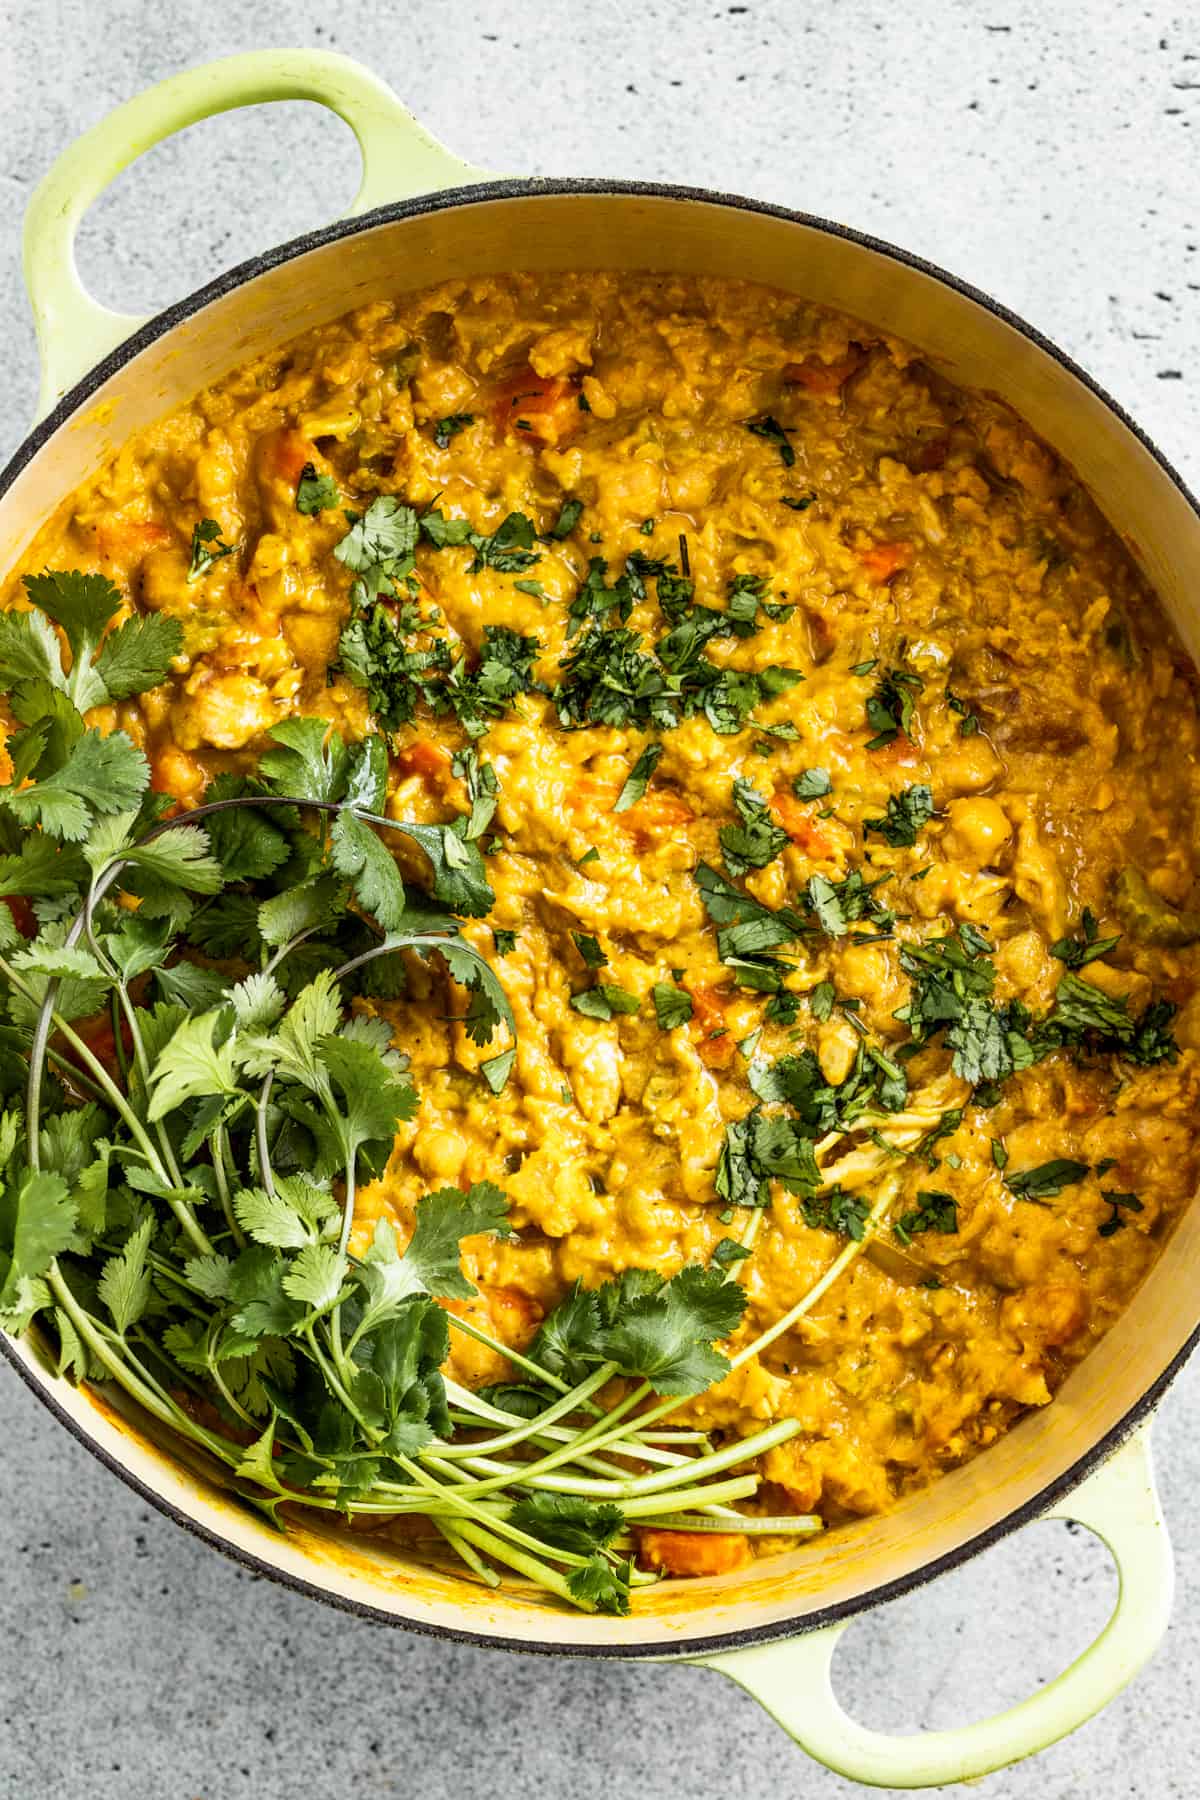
3, 173, 1198, 1662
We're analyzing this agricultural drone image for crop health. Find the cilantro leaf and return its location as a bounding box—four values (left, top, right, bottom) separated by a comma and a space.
509, 1492, 623, 1554
295, 463, 339, 514
613, 742, 664, 813
398, 1182, 510, 1299
570, 984, 640, 1021
864, 784, 934, 848
1007, 1159, 1089, 1201
0, 1169, 77, 1309
894, 1191, 958, 1242
432, 414, 475, 449
746, 415, 796, 467
720, 779, 789, 877
567, 1554, 631, 1616
187, 518, 237, 582
793, 768, 831, 800
330, 811, 407, 931
652, 982, 693, 1030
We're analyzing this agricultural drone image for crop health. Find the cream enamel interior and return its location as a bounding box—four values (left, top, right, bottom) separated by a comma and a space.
4, 188, 1200, 1652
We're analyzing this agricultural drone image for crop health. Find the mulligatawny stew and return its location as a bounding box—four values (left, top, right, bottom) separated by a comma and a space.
1, 271, 1198, 1613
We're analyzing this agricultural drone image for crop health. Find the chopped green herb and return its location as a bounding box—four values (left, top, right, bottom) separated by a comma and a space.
570, 984, 641, 1021
720, 779, 790, 877
295, 463, 339, 514
793, 768, 832, 801
1007, 1159, 1090, 1201
864, 783, 934, 848
572, 932, 607, 969
613, 742, 664, 813
652, 982, 694, 1030
548, 498, 584, 540
894, 1191, 958, 1243
746, 415, 797, 467
433, 413, 475, 449
187, 518, 237, 582
802, 1187, 871, 1239
1050, 909, 1121, 970
1099, 1189, 1143, 1237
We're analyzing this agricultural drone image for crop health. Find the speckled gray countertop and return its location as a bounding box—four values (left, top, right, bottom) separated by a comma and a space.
1, 5, 1197, 1796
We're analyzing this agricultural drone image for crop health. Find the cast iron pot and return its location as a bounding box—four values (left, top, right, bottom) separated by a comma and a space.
3, 49, 1197, 1789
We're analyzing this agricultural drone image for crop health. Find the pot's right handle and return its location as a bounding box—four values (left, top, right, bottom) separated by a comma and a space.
696, 1425, 1171, 1790
24, 48, 486, 419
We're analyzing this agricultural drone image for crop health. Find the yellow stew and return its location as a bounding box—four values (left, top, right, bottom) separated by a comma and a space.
9, 270, 1200, 1575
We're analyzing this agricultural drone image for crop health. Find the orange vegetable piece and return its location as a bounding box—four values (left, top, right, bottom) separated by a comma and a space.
768, 791, 833, 856
689, 984, 736, 1068
868, 733, 920, 770
859, 541, 912, 583
637, 1528, 752, 1576
491, 369, 580, 445
93, 519, 172, 564
393, 740, 452, 783
782, 345, 867, 395
260, 426, 318, 488
150, 744, 206, 812
616, 789, 694, 850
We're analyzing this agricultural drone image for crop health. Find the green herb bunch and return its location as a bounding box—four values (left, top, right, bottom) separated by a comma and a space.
0, 569, 821, 1615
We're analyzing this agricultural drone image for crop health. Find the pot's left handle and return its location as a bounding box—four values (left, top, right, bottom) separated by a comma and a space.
693, 1426, 1171, 1789
24, 48, 486, 420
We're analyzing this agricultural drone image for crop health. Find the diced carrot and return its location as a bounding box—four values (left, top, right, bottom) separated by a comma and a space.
636, 1528, 752, 1576
1, 896, 36, 938
616, 789, 695, 850
491, 369, 580, 445
868, 733, 921, 769
859, 541, 912, 583
782, 345, 867, 395
93, 519, 172, 563
689, 985, 736, 1068
259, 426, 318, 487
768, 791, 833, 856
393, 740, 452, 782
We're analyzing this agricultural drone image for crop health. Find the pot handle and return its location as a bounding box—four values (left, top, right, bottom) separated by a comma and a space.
694, 1425, 1171, 1790
23, 48, 485, 418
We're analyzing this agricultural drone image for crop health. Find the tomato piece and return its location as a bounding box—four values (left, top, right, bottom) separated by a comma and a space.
637, 1528, 752, 1576
868, 733, 921, 769
689, 985, 736, 1068
260, 426, 319, 487
782, 345, 867, 395
859, 541, 912, 583
768, 791, 833, 856
393, 740, 452, 782
1, 897, 36, 938
616, 789, 694, 850
491, 369, 580, 444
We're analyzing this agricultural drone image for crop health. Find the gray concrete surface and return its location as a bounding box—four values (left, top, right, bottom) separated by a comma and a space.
1, 2, 1197, 1794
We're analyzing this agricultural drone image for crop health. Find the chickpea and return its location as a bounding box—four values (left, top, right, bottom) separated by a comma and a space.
413, 1127, 469, 1182
817, 1015, 860, 1085
935, 734, 1003, 795
944, 796, 1012, 869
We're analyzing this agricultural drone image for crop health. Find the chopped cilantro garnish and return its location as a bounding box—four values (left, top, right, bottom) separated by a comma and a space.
720, 779, 789, 877
572, 932, 607, 969
1099, 1189, 1143, 1237
613, 742, 664, 813
894, 1191, 958, 1243
801, 1187, 871, 1239
570, 984, 640, 1020
1050, 909, 1121, 969
652, 982, 694, 1030
793, 768, 832, 800
865, 666, 923, 748
187, 518, 237, 582
433, 413, 475, 449
745, 415, 797, 467
864, 783, 934, 848
295, 463, 339, 514
548, 498, 583, 539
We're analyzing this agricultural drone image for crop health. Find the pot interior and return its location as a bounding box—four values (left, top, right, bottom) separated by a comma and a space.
4, 187, 1199, 1651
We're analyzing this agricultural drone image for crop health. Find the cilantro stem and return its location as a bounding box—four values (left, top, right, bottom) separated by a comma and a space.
432, 1519, 501, 1587
432, 1364, 614, 1459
